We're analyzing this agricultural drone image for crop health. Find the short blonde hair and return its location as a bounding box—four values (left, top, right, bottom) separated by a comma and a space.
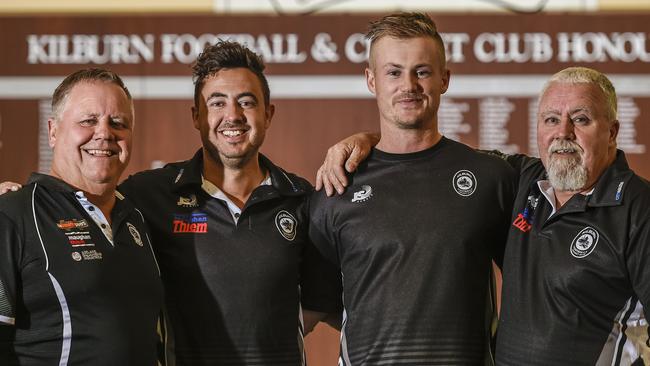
542, 67, 617, 120
366, 12, 446, 69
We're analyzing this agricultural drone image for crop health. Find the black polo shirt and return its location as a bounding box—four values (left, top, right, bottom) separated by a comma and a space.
0, 173, 163, 366
119, 150, 342, 366
496, 150, 650, 366
309, 137, 517, 366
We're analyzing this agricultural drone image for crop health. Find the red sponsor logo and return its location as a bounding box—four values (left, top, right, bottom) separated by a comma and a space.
56, 219, 89, 231
173, 220, 207, 233
172, 213, 208, 233
512, 213, 532, 233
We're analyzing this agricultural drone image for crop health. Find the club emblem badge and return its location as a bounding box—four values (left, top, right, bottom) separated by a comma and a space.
453, 170, 477, 197
570, 227, 599, 258
127, 222, 144, 246
275, 210, 297, 241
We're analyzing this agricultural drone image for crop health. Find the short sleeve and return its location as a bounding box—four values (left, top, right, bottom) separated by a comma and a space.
487, 158, 518, 269
0, 211, 19, 326
300, 194, 342, 313
299, 240, 343, 313
627, 212, 650, 308
0, 211, 20, 363
307, 191, 340, 267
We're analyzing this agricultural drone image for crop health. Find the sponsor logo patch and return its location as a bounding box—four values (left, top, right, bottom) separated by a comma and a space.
452, 170, 477, 197
615, 181, 624, 201
275, 210, 297, 241
64, 231, 94, 247
177, 194, 198, 208
127, 222, 143, 246
57, 219, 89, 231
71, 250, 103, 261
512, 213, 532, 233
570, 227, 599, 258
351, 185, 372, 203
512, 194, 539, 233
172, 213, 208, 233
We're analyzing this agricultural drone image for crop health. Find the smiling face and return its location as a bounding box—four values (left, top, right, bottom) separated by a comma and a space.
366, 36, 449, 132
192, 68, 274, 169
48, 81, 133, 192
537, 82, 619, 192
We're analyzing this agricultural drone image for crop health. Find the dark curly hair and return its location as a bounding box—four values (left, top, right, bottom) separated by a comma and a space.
192, 40, 270, 108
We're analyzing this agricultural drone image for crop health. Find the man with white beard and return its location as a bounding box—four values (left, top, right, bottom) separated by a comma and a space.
495, 67, 650, 365
315, 66, 650, 365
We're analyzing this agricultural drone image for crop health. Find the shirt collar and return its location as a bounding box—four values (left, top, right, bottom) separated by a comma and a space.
201, 174, 272, 224
535, 149, 633, 210
172, 149, 310, 197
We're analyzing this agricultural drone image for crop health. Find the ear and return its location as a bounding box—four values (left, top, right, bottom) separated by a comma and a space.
191, 105, 200, 130
365, 68, 376, 95
609, 120, 620, 146
440, 68, 451, 95
265, 103, 275, 129
48, 118, 57, 148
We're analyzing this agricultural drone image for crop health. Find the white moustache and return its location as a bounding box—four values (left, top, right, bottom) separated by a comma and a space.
548, 140, 583, 155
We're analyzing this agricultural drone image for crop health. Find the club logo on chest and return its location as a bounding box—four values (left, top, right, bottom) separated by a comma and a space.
127, 222, 144, 246
570, 227, 599, 258
452, 170, 477, 197
275, 210, 297, 241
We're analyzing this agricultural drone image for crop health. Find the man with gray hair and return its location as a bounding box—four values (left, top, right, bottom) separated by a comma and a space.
495, 66, 650, 365
0, 68, 163, 365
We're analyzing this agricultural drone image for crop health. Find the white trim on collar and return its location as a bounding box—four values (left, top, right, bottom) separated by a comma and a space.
201, 175, 272, 224
537, 180, 594, 219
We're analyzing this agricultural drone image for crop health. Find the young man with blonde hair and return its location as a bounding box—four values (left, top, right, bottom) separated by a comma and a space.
309, 12, 516, 365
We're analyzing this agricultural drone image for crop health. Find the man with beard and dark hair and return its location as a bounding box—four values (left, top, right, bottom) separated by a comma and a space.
118, 41, 342, 365
317, 66, 650, 365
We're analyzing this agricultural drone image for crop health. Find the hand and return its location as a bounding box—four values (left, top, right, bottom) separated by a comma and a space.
315, 132, 379, 196
0, 181, 22, 194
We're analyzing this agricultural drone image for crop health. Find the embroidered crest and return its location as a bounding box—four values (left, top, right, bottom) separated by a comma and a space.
275, 210, 297, 241
570, 227, 599, 258
177, 194, 198, 207
351, 185, 373, 203
452, 170, 477, 197
127, 222, 144, 246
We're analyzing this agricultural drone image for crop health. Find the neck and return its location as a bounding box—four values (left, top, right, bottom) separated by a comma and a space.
202, 149, 266, 208
554, 190, 576, 208
51, 170, 118, 224
375, 124, 442, 153
553, 182, 596, 208
84, 191, 117, 224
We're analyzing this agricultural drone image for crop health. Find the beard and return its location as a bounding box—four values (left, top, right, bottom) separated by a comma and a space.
546, 139, 588, 192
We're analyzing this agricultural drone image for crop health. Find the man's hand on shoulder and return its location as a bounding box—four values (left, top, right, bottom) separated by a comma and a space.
0, 182, 21, 195
315, 132, 379, 196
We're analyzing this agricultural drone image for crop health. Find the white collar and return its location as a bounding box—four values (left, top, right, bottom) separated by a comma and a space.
201, 175, 272, 223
